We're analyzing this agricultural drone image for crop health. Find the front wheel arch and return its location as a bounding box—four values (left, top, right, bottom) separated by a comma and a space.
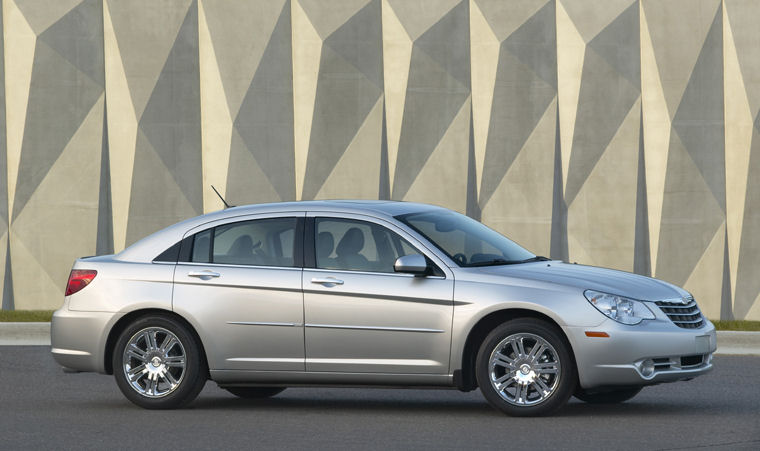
458, 309, 577, 392
104, 308, 208, 378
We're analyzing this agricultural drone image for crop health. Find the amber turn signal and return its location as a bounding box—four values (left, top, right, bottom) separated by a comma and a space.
584, 331, 609, 338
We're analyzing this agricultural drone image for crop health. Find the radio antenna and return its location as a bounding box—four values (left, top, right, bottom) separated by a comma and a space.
211, 185, 234, 209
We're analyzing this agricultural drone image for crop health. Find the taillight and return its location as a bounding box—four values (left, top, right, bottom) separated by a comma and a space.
65, 270, 97, 296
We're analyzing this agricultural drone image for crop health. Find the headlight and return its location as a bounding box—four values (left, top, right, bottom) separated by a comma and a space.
584, 290, 655, 325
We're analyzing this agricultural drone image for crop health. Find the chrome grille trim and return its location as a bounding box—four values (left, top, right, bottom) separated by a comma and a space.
655, 298, 705, 329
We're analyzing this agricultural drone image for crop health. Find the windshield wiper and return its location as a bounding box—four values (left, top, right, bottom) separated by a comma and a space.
520, 256, 550, 263
465, 256, 550, 267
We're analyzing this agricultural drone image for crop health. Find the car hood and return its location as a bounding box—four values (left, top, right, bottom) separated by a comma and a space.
465, 261, 689, 301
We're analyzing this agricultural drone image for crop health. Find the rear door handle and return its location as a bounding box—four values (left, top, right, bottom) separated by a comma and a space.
188, 270, 220, 279
311, 277, 344, 286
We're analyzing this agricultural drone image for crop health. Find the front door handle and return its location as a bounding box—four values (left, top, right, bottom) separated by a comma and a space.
188, 270, 220, 279
311, 277, 344, 286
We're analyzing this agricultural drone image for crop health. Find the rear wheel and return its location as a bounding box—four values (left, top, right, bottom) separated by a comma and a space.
113, 315, 207, 409
224, 387, 286, 399
475, 318, 576, 416
574, 387, 642, 404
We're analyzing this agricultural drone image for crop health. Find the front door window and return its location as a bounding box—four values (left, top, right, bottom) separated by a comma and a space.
315, 218, 421, 273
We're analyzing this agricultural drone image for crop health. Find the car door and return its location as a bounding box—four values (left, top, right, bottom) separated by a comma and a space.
302, 213, 454, 374
172, 213, 305, 372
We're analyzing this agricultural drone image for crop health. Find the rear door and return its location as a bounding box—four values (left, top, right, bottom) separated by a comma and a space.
172, 212, 305, 371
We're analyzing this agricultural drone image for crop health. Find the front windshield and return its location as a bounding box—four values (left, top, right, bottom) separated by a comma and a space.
396, 210, 536, 267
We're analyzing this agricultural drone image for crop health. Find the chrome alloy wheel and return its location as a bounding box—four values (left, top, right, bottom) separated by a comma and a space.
122, 327, 186, 398
488, 333, 561, 406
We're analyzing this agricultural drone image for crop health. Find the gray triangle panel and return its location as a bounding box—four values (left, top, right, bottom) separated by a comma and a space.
550, 106, 567, 261
234, 4, 295, 202
139, 2, 202, 215
301, 46, 382, 200
126, 131, 199, 246
502, 1, 556, 90
479, 42, 556, 207
226, 130, 283, 204
97, 98, 113, 255
734, 120, 760, 318
720, 228, 733, 320
1, 241, 12, 310
671, 6, 725, 213
12, 41, 103, 221
466, 109, 480, 220
37, 0, 105, 88
633, 108, 651, 276
414, 0, 470, 89
324, 0, 383, 89
378, 101, 390, 200
564, 47, 640, 205
587, 1, 640, 90
655, 134, 724, 287
0, 0, 6, 226
391, 47, 469, 200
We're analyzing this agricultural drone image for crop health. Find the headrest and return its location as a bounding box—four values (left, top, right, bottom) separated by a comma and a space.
229, 235, 253, 256
336, 227, 364, 256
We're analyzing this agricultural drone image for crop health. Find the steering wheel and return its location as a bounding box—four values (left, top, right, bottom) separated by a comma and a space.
452, 253, 467, 265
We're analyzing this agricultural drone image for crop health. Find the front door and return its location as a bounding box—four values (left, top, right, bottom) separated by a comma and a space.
302, 214, 454, 374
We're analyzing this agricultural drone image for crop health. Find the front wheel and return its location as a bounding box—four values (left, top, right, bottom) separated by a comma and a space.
113, 315, 208, 409
574, 387, 642, 404
475, 318, 576, 416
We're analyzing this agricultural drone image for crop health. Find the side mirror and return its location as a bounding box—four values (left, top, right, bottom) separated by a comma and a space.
393, 254, 429, 276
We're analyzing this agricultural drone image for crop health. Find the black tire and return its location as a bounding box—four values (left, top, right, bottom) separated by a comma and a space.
113, 315, 208, 409
574, 387, 642, 404
475, 318, 577, 417
224, 387, 286, 399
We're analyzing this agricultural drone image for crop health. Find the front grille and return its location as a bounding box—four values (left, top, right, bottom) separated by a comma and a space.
655, 298, 704, 329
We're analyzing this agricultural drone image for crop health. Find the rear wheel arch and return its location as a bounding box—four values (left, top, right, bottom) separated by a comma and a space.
457, 308, 577, 392
104, 308, 208, 377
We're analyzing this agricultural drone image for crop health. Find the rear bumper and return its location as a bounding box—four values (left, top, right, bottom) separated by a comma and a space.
567, 317, 717, 389
50, 305, 123, 374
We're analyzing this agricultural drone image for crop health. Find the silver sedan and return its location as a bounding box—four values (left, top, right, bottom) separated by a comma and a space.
51, 201, 716, 416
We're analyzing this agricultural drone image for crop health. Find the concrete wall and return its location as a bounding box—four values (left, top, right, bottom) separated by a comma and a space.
0, 0, 758, 320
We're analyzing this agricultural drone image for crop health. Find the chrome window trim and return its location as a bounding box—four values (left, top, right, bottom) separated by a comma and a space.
176, 261, 303, 271
178, 211, 306, 268
303, 267, 445, 280
182, 211, 307, 239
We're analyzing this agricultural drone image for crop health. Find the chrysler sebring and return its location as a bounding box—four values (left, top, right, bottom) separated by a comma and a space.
51, 201, 716, 416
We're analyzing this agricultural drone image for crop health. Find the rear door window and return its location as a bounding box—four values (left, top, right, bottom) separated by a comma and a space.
212, 217, 298, 267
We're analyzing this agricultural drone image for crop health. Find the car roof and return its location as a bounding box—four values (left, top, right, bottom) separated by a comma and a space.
115, 200, 446, 262
220, 199, 441, 216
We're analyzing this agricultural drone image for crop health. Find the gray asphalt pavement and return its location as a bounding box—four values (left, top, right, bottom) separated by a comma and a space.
1, 347, 758, 450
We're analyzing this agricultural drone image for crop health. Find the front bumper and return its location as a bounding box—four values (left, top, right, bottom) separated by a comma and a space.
50, 303, 123, 374
566, 316, 717, 389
